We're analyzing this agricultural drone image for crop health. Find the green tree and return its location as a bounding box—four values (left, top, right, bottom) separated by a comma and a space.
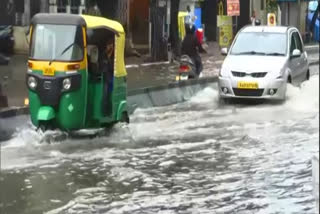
266, 0, 278, 13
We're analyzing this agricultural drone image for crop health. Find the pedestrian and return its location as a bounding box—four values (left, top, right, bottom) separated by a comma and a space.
181, 24, 207, 76
185, 5, 196, 28
251, 10, 256, 26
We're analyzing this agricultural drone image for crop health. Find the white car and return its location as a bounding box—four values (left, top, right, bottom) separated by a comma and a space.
218, 26, 309, 101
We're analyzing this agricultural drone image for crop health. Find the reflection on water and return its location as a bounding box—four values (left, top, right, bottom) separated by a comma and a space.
0, 76, 319, 214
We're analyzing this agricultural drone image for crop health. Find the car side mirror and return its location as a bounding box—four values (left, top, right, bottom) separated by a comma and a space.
221, 48, 228, 56
291, 49, 301, 59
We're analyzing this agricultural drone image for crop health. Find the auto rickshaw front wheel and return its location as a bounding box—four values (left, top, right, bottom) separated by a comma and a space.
38, 121, 54, 132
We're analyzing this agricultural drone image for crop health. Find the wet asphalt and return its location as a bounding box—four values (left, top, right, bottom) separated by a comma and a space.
0, 65, 318, 214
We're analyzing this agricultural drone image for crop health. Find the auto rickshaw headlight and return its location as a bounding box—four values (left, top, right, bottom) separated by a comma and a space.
63, 78, 71, 90
28, 76, 37, 90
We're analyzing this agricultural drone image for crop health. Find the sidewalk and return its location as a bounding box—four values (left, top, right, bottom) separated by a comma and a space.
0, 42, 224, 108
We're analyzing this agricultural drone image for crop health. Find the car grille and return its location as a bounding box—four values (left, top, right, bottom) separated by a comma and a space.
233, 88, 264, 97
251, 72, 267, 78
232, 71, 267, 78
232, 71, 246, 77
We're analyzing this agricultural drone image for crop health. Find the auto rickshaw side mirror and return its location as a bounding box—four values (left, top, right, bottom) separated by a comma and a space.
221, 47, 228, 56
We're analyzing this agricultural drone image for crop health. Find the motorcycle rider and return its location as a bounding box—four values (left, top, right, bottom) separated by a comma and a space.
181, 24, 206, 76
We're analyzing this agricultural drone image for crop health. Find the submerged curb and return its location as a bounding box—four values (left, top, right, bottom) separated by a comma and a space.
0, 106, 29, 118
0, 76, 219, 119
310, 60, 319, 66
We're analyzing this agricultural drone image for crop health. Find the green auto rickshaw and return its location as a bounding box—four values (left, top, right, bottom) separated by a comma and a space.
26, 14, 129, 131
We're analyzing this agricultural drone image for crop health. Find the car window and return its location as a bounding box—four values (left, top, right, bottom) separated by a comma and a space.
290, 33, 297, 54
230, 32, 287, 55
293, 32, 303, 52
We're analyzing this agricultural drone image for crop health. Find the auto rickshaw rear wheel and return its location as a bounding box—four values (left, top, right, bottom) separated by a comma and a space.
121, 112, 130, 124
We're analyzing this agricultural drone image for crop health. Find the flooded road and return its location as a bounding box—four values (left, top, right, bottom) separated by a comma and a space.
0, 73, 319, 213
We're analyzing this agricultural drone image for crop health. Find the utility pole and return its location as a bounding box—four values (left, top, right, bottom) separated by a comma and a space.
298, 0, 302, 33
40, 0, 49, 13
24, 0, 31, 26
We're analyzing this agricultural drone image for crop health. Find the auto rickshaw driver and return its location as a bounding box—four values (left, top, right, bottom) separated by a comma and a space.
102, 38, 114, 116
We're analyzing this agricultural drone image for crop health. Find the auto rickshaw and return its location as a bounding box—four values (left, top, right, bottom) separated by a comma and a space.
26, 14, 129, 131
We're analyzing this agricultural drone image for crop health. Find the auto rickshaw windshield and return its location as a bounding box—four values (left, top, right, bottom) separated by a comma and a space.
30, 24, 84, 62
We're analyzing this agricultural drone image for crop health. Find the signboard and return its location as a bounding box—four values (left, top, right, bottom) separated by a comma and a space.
217, 15, 232, 27
227, 0, 240, 16
218, 16, 233, 47
219, 25, 233, 47
267, 13, 276, 26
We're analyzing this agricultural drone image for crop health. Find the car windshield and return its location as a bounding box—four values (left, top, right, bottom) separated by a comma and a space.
30, 24, 84, 61
230, 32, 287, 56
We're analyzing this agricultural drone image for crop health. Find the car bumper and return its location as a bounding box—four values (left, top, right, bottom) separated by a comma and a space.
218, 76, 287, 100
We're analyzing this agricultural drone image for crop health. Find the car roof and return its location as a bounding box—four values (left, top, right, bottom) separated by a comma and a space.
241, 25, 291, 33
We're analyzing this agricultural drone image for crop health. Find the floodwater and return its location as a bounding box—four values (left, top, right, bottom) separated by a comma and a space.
0, 74, 319, 214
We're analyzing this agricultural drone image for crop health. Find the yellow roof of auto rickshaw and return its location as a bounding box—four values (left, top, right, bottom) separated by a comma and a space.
31, 14, 124, 33
178, 11, 188, 18
81, 15, 124, 33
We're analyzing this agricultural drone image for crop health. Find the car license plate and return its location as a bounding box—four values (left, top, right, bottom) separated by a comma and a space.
237, 81, 258, 89
43, 67, 54, 76
176, 75, 188, 81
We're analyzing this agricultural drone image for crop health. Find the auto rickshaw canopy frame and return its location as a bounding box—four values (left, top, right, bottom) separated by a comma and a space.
30, 13, 127, 78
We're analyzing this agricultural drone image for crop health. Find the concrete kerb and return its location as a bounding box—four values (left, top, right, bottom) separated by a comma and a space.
127, 77, 218, 113
310, 60, 319, 66
0, 76, 218, 119
0, 106, 29, 118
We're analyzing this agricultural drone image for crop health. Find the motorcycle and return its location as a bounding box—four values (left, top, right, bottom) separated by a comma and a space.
0, 25, 14, 55
0, 53, 10, 65
176, 55, 199, 81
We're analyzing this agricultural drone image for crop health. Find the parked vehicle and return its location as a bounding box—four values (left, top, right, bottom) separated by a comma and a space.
0, 83, 8, 108
176, 55, 198, 81
26, 14, 129, 131
0, 53, 10, 65
218, 25, 309, 101
0, 25, 14, 55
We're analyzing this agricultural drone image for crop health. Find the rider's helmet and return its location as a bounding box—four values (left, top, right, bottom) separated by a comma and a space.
255, 19, 261, 26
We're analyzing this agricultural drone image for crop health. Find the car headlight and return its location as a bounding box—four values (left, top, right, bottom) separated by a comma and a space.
63, 78, 71, 90
28, 76, 37, 90
276, 69, 285, 79
219, 66, 229, 77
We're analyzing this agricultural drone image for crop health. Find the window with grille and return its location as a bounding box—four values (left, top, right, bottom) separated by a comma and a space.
71, 0, 80, 14
57, 0, 67, 13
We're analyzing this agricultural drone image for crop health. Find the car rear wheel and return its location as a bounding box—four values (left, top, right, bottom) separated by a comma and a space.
306, 70, 310, 81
